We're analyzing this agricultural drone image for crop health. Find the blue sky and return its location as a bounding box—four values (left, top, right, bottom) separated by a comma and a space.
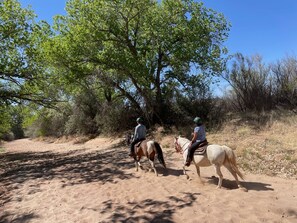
19, 0, 297, 63
203, 0, 297, 63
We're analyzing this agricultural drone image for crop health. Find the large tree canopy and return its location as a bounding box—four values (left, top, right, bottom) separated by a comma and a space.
0, 0, 56, 106
45, 0, 230, 123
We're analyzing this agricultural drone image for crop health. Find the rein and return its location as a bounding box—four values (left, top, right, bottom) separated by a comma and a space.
175, 140, 189, 154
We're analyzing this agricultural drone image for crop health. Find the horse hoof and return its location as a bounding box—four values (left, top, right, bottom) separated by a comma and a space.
239, 186, 248, 192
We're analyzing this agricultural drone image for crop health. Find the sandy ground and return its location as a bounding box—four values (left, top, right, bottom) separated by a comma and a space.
0, 137, 296, 223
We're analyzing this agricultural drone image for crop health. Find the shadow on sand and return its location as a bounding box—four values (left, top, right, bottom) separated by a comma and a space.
0, 142, 135, 187
0, 141, 137, 222
206, 176, 274, 191
0, 140, 185, 222
98, 192, 201, 223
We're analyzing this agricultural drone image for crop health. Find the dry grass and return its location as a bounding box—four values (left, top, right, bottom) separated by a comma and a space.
206, 113, 297, 179
152, 112, 297, 179
26, 112, 297, 180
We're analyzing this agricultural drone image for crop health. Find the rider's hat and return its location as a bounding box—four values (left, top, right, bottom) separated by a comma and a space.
193, 117, 202, 124
136, 117, 143, 123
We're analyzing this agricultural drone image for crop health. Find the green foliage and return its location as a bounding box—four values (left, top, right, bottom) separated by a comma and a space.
0, 106, 11, 139
95, 101, 137, 133
9, 105, 25, 139
26, 104, 72, 138
0, 0, 56, 106
64, 91, 100, 135
0, 104, 28, 140
46, 0, 230, 124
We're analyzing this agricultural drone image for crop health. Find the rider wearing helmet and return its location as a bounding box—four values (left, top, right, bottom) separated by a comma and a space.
129, 117, 147, 157
185, 116, 208, 166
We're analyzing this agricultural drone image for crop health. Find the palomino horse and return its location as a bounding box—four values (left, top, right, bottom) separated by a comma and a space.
130, 139, 166, 176
174, 136, 245, 189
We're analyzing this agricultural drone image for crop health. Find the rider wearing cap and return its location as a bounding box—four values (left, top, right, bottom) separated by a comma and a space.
185, 117, 208, 166
129, 117, 147, 157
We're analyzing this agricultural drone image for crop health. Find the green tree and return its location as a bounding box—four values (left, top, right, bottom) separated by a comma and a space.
0, 106, 11, 139
47, 0, 230, 124
0, 0, 56, 106
9, 105, 25, 139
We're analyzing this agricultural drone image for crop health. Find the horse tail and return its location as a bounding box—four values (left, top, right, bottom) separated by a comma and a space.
154, 142, 166, 168
222, 145, 244, 180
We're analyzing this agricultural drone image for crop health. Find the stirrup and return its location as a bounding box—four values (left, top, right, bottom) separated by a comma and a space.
185, 159, 191, 167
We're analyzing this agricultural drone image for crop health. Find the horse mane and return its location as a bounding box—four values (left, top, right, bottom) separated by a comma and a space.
177, 136, 190, 143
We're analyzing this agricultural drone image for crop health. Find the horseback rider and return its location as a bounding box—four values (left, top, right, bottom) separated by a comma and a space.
185, 117, 208, 166
129, 117, 147, 157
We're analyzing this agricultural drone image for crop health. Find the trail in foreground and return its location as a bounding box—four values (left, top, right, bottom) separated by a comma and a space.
0, 138, 296, 223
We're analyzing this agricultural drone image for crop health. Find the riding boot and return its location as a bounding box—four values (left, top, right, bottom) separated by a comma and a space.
129, 145, 135, 157
129, 149, 135, 157
185, 149, 192, 166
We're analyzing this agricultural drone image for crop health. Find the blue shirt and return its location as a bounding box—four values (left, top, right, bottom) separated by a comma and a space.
133, 124, 146, 140
194, 125, 206, 143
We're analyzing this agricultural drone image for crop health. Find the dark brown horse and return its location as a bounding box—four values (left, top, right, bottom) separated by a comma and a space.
131, 139, 166, 176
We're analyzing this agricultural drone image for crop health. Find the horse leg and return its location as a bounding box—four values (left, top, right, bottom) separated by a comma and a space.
224, 163, 242, 189
193, 163, 203, 184
224, 164, 248, 191
214, 164, 223, 189
138, 161, 144, 170
135, 160, 138, 172
149, 158, 158, 176
134, 155, 142, 172
182, 165, 190, 179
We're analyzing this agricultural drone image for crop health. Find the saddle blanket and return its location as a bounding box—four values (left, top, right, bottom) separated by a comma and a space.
194, 146, 207, 155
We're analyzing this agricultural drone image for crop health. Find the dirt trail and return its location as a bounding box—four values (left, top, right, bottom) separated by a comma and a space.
0, 138, 296, 223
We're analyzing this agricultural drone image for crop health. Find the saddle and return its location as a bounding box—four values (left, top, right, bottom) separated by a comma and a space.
135, 139, 146, 148
193, 140, 208, 155
132, 140, 146, 157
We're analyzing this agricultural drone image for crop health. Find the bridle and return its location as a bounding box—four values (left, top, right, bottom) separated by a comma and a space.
174, 139, 189, 154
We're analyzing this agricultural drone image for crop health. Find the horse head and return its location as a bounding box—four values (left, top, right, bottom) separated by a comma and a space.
174, 136, 182, 153
174, 136, 191, 154
126, 133, 134, 146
